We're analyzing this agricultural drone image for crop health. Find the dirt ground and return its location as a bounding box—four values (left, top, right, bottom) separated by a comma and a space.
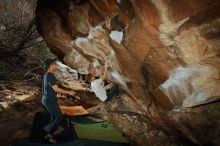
0, 94, 43, 146
0, 82, 98, 146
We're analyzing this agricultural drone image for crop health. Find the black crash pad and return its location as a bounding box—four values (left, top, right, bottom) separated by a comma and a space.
11, 141, 84, 146
29, 112, 77, 144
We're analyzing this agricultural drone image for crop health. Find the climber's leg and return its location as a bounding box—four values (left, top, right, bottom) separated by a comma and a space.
106, 85, 123, 101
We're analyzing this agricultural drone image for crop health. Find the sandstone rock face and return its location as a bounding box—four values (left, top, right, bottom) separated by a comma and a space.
36, 0, 220, 145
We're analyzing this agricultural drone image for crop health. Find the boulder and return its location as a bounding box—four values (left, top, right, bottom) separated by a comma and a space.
35, 0, 220, 145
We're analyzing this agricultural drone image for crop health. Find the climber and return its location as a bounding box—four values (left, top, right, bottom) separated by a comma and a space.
78, 72, 86, 83
42, 58, 76, 143
87, 63, 123, 102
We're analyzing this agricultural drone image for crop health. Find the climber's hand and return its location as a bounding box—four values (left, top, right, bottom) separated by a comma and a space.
80, 88, 86, 91
68, 91, 76, 96
104, 64, 110, 71
85, 88, 93, 92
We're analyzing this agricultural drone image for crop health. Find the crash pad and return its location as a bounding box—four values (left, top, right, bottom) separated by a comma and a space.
29, 112, 77, 143
12, 140, 129, 146
11, 112, 130, 146
60, 106, 89, 116
72, 121, 128, 143
71, 114, 104, 125
11, 141, 84, 146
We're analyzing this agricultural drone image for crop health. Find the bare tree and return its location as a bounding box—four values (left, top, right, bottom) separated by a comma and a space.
0, 0, 40, 56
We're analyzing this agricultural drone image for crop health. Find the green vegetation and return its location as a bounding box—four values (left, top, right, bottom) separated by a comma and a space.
35, 42, 51, 54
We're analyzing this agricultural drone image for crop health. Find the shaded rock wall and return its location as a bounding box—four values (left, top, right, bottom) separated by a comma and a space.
35, 0, 220, 145
0, 0, 38, 55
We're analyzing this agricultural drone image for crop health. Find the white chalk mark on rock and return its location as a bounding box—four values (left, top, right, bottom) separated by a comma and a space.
109, 30, 124, 44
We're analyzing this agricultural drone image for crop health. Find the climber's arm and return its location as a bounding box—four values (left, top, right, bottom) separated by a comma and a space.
101, 64, 109, 81
52, 85, 76, 96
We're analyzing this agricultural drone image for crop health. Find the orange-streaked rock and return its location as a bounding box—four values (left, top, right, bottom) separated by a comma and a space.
36, 0, 220, 145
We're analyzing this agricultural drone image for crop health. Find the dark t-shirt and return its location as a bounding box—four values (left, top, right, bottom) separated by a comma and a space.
42, 72, 57, 101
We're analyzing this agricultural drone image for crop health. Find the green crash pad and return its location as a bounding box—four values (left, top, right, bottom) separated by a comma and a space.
72, 121, 128, 143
